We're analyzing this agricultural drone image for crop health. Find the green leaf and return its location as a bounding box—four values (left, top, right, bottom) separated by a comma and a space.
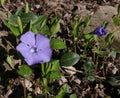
117, 3, 120, 15
50, 38, 67, 49
7, 15, 18, 26
25, 2, 29, 13
0, 0, 5, 7
21, 13, 38, 24
15, 9, 23, 16
113, 16, 120, 26
48, 60, 61, 82
101, 21, 109, 27
83, 61, 94, 72
17, 65, 32, 78
24, 21, 32, 33
42, 78, 48, 87
50, 16, 60, 35
40, 25, 49, 35
17, 16, 23, 34
41, 60, 61, 83
71, 21, 79, 37
87, 74, 95, 81
83, 15, 91, 28
71, 16, 82, 37
95, 48, 109, 56
56, 84, 70, 98
50, 60, 60, 72
105, 32, 115, 44
61, 52, 80, 66
109, 49, 117, 59
32, 15, 49, 35
84, 32, 93, 40
49, 71, 60, 82
3, 21, 20, 37
32, 15, 48, 29
31, 25, 38, 34
70, 93, 77, 98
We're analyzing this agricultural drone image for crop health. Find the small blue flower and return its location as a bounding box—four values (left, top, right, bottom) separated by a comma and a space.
93, 26, 107, 37
16, 31, 52, 65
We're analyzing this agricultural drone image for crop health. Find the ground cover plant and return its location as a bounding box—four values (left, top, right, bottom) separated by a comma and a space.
1, 0, 120, 98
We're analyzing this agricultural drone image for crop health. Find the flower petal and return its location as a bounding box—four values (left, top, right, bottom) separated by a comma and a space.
100, 27, 107, 35
93, 26, 107, 37
20, 31, 35, 46
36, 34, 50, 49
16, 43, 30, 58
25, 53, 43, 65
38, 48, 52, 63
25, 48, 52, 65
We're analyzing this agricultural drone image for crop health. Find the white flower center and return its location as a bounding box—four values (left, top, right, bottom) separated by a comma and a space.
30, 48, 36, 53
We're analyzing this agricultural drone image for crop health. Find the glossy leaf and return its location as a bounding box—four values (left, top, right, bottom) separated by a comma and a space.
17, 65, 32, 78
61, 52, 80, 66
50, 38, 67, 49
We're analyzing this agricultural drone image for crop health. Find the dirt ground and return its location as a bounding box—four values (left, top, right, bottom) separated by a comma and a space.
1, 0, 120, 98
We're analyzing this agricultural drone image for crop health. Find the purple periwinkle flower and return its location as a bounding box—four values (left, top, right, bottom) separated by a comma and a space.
93, 26, 107, 37
16, 31, 52, 65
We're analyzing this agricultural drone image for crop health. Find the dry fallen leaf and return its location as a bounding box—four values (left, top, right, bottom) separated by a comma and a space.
21, 79, 32, 91
63, 66, 77, 75
59, 75, 67, 86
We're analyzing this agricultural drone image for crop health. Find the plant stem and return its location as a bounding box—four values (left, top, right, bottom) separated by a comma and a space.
41, 64, 45, 75
24, 79, 26, 98
93, 51, 96, 63
95, 55, 99, 72
102, 57, 107, 77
